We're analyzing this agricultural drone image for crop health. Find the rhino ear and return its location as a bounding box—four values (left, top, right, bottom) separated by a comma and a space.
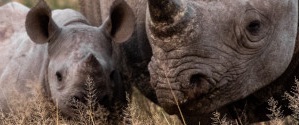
25, 0, 59, 44
102, 0, 135, 43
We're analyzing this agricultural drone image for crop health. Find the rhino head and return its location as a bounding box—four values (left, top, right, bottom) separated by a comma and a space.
25, 0, 134, 118
146, 0, 298, 117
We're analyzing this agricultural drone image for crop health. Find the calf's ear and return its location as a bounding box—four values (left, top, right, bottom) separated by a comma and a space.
102, 0, 135, 43
25, 0, 59, 44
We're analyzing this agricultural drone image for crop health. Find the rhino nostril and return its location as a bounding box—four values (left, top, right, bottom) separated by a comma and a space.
188, 74, 211, 97
190, 74, 204, 86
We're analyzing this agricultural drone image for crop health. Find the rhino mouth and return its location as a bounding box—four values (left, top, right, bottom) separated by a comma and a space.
148, 56, 222, 115
155, 73, 214, 115
58, 92, 112, 119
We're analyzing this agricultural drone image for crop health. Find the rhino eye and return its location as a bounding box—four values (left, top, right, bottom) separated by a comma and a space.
241, 9, 271, 44
56, 72, 63, 82
246, 20, 261, 36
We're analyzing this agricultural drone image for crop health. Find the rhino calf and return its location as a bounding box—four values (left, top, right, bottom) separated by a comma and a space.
80, 0, 158, 104
0, 0, 134, 123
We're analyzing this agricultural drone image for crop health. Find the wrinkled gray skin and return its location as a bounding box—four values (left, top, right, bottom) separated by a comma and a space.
146, 0, 298, 124
80, 0, 157, 103
0, 1, 135, 122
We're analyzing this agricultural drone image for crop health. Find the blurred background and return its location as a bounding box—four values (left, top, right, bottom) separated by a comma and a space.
0, 0, 79, 9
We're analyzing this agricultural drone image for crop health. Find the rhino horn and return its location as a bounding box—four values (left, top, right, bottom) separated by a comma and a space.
83, 54, 102, 69
148, 0, 186, 24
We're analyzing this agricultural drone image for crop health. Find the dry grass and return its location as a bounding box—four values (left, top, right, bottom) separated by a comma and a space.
284, 79, 299, 121
0, 76, 110, 125
248, 79, 299, 125
128, 87, 182, 125
266, 97, 284, 125
198, 78, 299, 125
0, 87, 58, 124
0, 76, 182, 125
210, 111, 234, 125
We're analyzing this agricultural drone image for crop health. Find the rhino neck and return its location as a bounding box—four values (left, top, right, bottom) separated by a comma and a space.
263, 34, 299, 96
259, 28, 299, 99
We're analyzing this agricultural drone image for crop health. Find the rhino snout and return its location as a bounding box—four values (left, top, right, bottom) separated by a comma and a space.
65, 91, 112, 113
154, 73, 213, 114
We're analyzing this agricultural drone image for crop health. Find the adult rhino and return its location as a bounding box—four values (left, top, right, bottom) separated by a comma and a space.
0, 0, 134, 122
146, 0, 298, 124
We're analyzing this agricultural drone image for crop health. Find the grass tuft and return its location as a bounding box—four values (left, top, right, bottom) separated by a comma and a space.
0, 76, 109, 125
0, 78, 182, 125
285, 79, 299, 121
211, 111, 233, 125
266, 97, 284, 125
